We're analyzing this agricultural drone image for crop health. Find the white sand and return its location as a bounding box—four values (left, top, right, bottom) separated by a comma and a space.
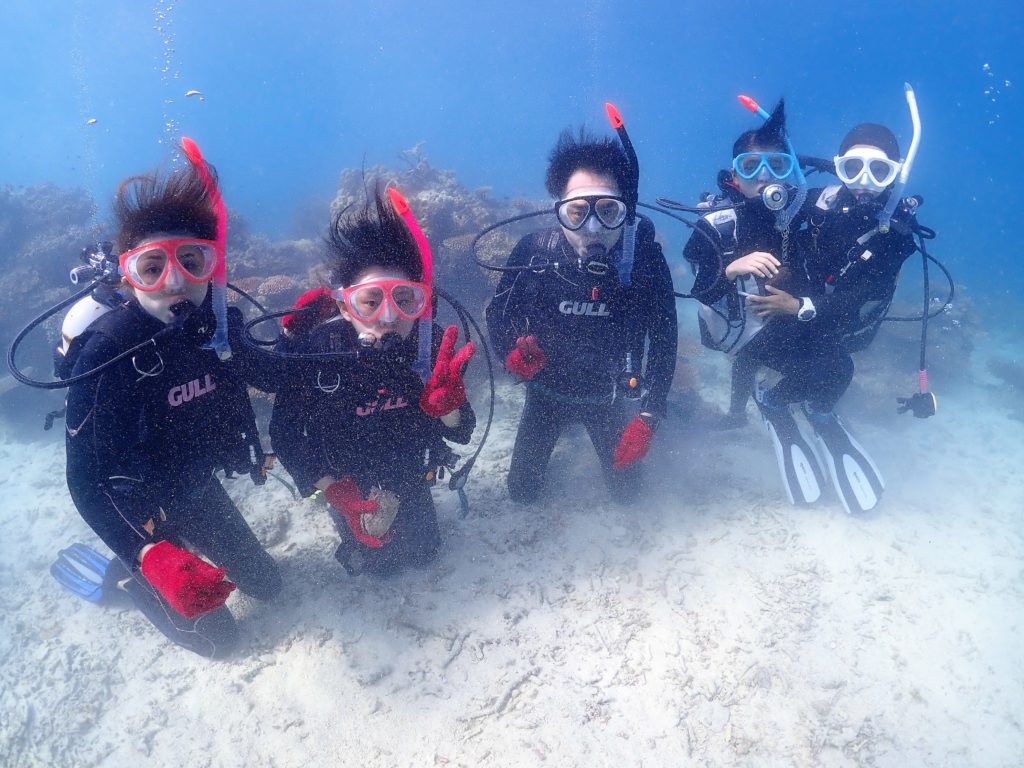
1, 337, 1021, 767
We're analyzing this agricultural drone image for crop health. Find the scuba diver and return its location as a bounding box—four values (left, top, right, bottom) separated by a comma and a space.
269, 187, 477, 577
52, 142, 281, 659
485, 123, 677, 504
682, 98, 818, 430
747, 109, 924, 515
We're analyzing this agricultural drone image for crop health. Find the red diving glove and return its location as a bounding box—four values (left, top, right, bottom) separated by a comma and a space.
140, 541, 236, 619
420, 325, 476, 418
325, 478, 388, 548
505, 335, 546, 380
612, 415, 656, 471
282, 287, 336, 337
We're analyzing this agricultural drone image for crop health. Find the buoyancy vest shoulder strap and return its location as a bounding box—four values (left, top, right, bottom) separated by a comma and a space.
701, 208, 739, 255
815, 185, 843, 212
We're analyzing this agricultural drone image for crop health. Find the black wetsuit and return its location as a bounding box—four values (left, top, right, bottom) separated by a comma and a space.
269, 318, 475, 576
485, 217, 677, 502
64, 297, 280, 659
683, 190, 850, 414
684, 186, 917, 413
796, 186, 919, 352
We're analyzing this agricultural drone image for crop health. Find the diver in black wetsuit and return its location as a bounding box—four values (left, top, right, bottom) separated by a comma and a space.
732, 118, 923, 514
486, 129, 677, 503
64, 153, 281, 659
786, 124, 919, 355
683, 99, 828, 426
743, 123, 919, 406
270, 189, 476, 577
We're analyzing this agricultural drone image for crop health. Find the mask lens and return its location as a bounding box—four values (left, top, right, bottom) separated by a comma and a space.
175, 242, 217, 280
840, 157, 865, 180
767, 153, 794, 179
594, 198, 627, 228
391, 282, 428, 319
127, 248, 169, 287
869, 159, 897, 185
557, 199, 591, 230
348, 285, 386, 320
735, 153, 763, 178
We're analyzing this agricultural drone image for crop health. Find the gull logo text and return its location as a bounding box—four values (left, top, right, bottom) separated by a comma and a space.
357, 397, 408, 417
559, 300, 610, 317
168, 375, 216, 407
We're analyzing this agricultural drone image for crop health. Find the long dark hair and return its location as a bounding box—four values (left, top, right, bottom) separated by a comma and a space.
114, 165, 218, 252
325, 188, 422, 287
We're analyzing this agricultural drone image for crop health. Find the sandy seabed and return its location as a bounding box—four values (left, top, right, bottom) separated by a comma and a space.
1, 339, 1021, 768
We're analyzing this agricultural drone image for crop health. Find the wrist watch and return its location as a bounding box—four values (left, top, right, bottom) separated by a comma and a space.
797, 297, 817, 322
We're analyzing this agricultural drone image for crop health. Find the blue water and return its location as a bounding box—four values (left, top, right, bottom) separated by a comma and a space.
1, 0, 1021, 323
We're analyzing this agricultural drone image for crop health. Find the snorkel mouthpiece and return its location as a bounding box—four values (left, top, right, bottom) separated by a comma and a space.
604, 102, 639, 287
180, 137, 231, 359
737, 95, 807, 231
386, 187, 433, 382
878, 83, 921, 233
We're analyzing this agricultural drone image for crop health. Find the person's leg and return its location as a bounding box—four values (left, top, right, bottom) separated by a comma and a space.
728, 347, 760, 422
174, 478, 282, 602
806, 351, 854, 412
767, 345, 853, 411
507, 389, 566, 503
582, 401, 641, 504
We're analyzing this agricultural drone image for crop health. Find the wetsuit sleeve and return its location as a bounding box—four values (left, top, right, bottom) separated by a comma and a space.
682, 221, 732, 305
638, 235, 678, 420
485, 235, 536, 360
64, 332, 161, 565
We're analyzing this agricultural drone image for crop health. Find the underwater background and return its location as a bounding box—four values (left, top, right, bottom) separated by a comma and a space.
1, 3, 1022, 767
1, 0, 1021, 317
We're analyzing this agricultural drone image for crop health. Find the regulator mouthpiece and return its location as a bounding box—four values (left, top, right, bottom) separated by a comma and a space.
762, 184, 789, 211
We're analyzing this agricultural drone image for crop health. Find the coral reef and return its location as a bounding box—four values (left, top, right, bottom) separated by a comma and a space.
0, 185, 97, 387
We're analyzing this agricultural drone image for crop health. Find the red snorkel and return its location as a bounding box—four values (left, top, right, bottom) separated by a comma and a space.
386, 187, 434, 381
180, 136, 231, 359
604, 103, 639, 287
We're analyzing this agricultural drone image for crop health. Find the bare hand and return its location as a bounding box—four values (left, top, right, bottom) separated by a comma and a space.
725, 251, 781, 280
745, 285, 800, 319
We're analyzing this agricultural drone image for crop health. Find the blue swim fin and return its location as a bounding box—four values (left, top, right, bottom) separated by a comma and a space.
50, 543, 114, 603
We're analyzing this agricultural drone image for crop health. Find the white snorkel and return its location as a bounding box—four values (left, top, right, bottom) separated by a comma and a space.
877, 83, 921, 233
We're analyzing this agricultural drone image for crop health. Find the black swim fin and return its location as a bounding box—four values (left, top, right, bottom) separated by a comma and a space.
50, 543, 115, 603
755, 385, 825, 505
803, 406, 884, 514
